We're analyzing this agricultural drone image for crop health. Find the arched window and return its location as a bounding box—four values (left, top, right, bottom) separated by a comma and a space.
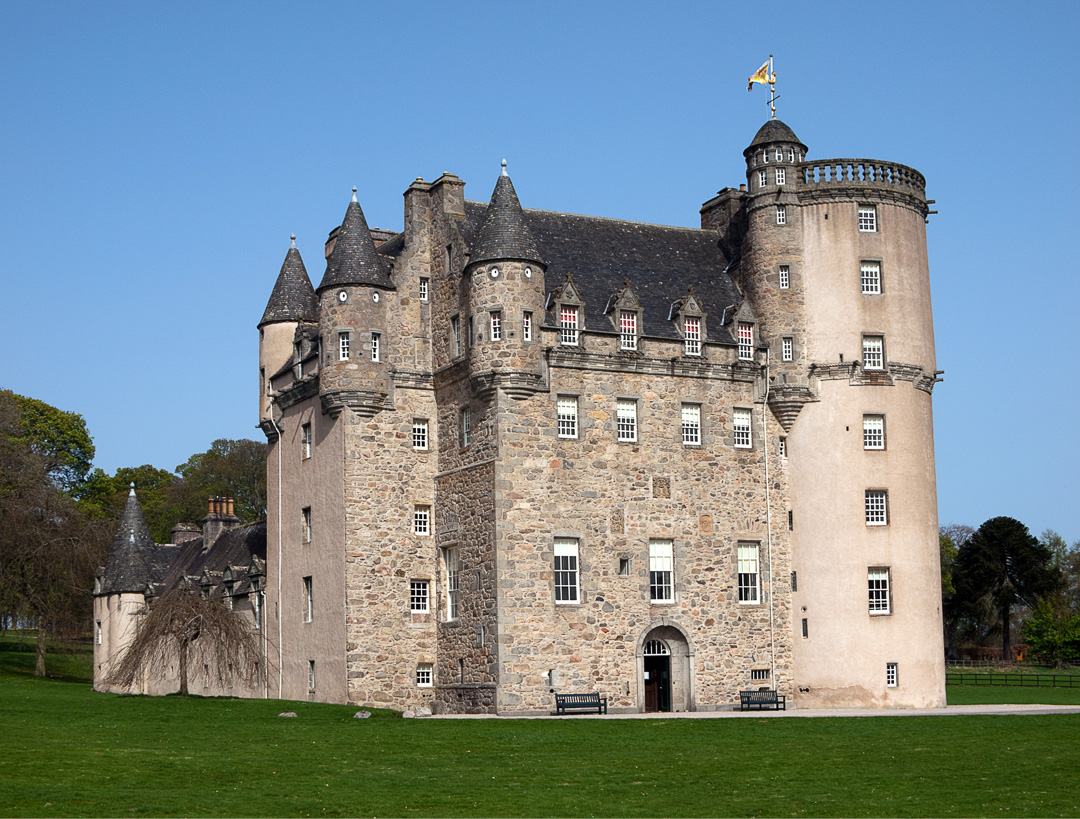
643, 639, 670, 656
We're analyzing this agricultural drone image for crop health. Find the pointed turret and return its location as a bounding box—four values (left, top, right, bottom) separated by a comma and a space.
318, 188, 394, 291
98, 484, 154, 595
469, 161, 543, 267
259, 235, 317, 328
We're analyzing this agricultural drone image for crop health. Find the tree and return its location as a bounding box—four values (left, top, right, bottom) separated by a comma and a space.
1022, 600, 1080, 667
954, 517, 1061, 661
0, 389, 94, 495
106, 587, 262, 695
173, 439, 267, 523
79, 464, 182, 543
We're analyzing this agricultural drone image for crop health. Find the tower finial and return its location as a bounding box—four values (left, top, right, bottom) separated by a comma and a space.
500, 158, 508, 177
129, 482, 135, 497
290, 233, 296, 247
351, 186, 358, 203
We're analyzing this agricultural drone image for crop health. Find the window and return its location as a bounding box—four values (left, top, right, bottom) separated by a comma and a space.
616, 399, 637, 442
293, 342, 302, 379
779, 264, 790, 289
253, 591, 263, 631
738, 542, 760, 603
301, 422, 312, 459
683, 316, 701, 356
554, 539, 580, 604
451, 316, 461, 357
338, 331, 350, 361
416, 663, 433, 687
751, 669, 770, 681
802, 618, 808, 638
490, 310, 502, 342
618, 557, 632, 576
862, 335, 884, 370
308, 660, 316, 691
775, 167, 786, 185
371, 332, 381, 362
619, 310, 637, 351
95, 620, 102, 645
779, 437, 787, 458
886, 662, 898, 687
303, 576, 313, 623
869, 567, 891, 614
782, 337, 793, 362
762, 150, 769, 163
302, 507, 311, 543
787, 148, 795, 162
861, 261, 881, 294
649, 540, 674, 603
412, 418, 428, 451
460, 406, 471, 448
413, 504, 430, 536
560, 306, 579, 346
444, 548, 459, 620
557, 396, 578, 439
758, 169, 767, 189
774, 148, 782, 161
865, 490, 888, 525
790, 571, 797, 592
863, 415, 885, 450
522, 311, 532, 342
776, 205, 786, 225
733, 407, 752, 449
468, 316, 474, 348
410, 580, 429, 612
681, 404, 701, 446
738, 322, 754, 360
419, 277, 429, 302
858, 205, 877, 232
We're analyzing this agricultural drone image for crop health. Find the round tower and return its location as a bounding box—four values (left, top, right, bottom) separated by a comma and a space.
740, 120, 944, 707
258, 235, 317, 424
463, 162, 547, 398
316, 188, 396, 416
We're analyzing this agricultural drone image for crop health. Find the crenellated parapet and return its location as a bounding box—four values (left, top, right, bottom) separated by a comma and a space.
797, 158, 928, 216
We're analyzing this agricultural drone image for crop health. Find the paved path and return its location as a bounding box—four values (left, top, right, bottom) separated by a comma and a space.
429, 703, 1080, 719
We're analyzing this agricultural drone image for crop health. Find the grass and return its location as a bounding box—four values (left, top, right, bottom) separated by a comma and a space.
1, 637, 1079, 817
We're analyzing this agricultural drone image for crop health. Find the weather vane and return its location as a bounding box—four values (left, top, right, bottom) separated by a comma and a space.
747, 55, 778, 119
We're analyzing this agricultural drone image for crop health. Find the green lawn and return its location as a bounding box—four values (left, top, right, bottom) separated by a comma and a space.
1, 639, 1079, 817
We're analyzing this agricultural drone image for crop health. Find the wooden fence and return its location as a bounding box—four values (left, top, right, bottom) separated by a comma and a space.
946, 671, 1080, 688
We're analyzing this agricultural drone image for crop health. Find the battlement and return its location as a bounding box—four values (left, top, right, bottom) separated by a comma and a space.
798, 158, 926, 201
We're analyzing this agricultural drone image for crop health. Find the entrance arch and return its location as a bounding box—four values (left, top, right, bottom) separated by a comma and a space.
636, 622, 694, 712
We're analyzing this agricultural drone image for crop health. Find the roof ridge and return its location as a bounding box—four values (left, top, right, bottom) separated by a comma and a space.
466, 199, 717, 234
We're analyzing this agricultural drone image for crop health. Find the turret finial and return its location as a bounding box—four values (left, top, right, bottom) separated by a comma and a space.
351, 186, 358, 203
129, 482, 135, 496
500, 158, 508, 177
290, 233, 296, 247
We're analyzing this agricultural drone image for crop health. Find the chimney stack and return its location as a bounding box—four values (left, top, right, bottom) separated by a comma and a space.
202, 496, 241, 549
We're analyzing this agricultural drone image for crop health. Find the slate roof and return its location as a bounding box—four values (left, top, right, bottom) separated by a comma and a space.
745, 118, 807, 155
158, 521, 267, 595
98, 487, 156, 595
459, 201, 742, 343
259, 243, 318, 328
318, 195, 395, 292
468, 171, 544, 267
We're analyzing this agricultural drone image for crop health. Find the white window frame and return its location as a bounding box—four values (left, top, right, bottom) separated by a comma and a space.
858, 205, 877, 232
560, 305, 579, 346
778, 437, 787, 458
410, 580, 429, 613
554, 538, 580, 604
776, 205, 786, 225
419, 277, 429, 302
778, 264, 790, 290
95, 620, 102, 645
683, 316, 701, 356
787, 148, 795, 162
557, 395, 578, 439
451, 315, 461, 357
738, 322, 754, 361
416, 663, 433, 687
302, 507, 311, 543
869, 567, 891, 614
861, 261, 882, 294
616, 399, 637, 442
522, 311, 532, 342
863, 414, 885, 450
490, 310, 502, 342
301, 422, 312, 459
865, 489, 888, 526
733, 407, 752, 449
681, 403, 701, 446
775, 167, 786, 186
862, 335, 884, 370
886, 662, 898, 688
758, 169, 767, 189
762, 150, 769, 164
649, 540, 674, 603
413, 504, 431, 536
460, 406, 471, 448
412, 418, 428, 451
338, 331, 350, 361
444, 548, 459, 620
303, 576, 313, 623
782, 337, 793, 362
774, 147, 783, 161
619, 310, 637, 351
370, 331, 381, 362
737, 542, 760, 604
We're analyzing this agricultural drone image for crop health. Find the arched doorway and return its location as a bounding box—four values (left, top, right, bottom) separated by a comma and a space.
638, 623, 693, 712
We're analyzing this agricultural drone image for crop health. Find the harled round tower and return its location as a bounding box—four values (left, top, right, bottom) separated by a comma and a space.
740, 119, 945, 707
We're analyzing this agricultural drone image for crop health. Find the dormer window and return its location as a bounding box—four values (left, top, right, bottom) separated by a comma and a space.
619, 310, 637, 351
683, 316, 701, 356
762, 150, 769, 164
738, 322, 754, 361
787, 148, 795, 162
560, 305, 579, 346
774, 148, 783, 161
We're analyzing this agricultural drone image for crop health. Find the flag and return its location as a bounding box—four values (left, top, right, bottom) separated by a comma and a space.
747, 59, 773, 91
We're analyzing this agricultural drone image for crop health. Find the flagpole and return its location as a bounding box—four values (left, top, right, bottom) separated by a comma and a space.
769, 55, 776, 119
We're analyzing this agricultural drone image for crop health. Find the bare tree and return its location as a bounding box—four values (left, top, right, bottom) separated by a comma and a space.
106, 587, 262, 695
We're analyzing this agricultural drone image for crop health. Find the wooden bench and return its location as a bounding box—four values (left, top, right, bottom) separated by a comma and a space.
555, 692, 608, 715
739, 689, 786, 711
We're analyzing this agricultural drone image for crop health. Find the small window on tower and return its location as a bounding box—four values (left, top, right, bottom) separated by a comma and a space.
419, 277, 429, 302
776, 205, 787, 225
758, 169, 767, 189
490, 311, 502, 342
371, 332, 381, 362
859, 205, 878, 232
775, 167, 786, 185
338, 332, 350, 361
779, 264, 790, 289
782, 337, 793, 362
522, 311, 533, 342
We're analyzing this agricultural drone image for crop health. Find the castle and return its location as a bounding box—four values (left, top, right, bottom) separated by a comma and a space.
95, 117, 946, 712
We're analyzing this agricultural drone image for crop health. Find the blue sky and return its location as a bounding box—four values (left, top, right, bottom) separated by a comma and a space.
1, 1, 1077, 542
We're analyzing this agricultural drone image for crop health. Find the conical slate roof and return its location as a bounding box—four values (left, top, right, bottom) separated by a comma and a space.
317, 192, 394, 291
258, 240, 318, 328
468, 166, 544, 267
744, 118, 808, 155
98, 485, 155, 595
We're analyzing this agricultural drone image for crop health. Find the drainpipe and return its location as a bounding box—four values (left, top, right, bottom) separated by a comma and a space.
762, 349, 777, 685
268, 399, 284, 700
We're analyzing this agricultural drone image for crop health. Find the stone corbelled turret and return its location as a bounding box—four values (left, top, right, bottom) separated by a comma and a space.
469, 163, 543, 267
318, 191, 395, 292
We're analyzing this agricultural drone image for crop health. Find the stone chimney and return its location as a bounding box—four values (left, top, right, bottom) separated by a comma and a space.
170, 523, 202, 545
202, 496, 241, 550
